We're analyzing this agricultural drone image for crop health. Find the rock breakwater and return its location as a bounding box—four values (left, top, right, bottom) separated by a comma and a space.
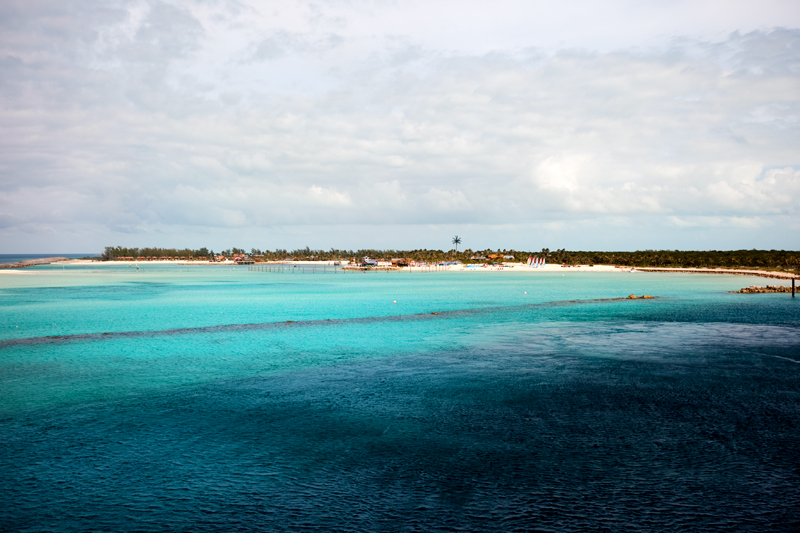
730, 285, 794, 294
0, 257, 69, 269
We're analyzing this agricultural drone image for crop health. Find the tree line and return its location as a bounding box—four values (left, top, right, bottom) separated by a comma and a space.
102, 246, 800, 272
102, 246, 211, 259
551, 249, 799, 272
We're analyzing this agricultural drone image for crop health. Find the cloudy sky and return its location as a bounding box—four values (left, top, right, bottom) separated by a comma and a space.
1, 0, 799, 253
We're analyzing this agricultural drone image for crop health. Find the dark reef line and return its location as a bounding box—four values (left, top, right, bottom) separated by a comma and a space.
0, 296, 658, 349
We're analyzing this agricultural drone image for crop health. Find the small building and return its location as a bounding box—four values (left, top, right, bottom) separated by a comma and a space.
391, 258, 409, 267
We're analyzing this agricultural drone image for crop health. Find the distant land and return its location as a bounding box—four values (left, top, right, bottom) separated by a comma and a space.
99, 246, 800, 274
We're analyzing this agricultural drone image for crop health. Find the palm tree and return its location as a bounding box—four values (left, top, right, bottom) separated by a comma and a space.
452, 235, 462, 254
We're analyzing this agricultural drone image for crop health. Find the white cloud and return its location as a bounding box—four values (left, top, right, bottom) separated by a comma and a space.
423, 188, 471, 212
307, 185, 352, 207
668, 215, 768, 229
0, 1, 799, 251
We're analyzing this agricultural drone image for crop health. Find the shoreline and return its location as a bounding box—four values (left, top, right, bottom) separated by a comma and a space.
635, 267, 798, 280
1, 259, 796, 280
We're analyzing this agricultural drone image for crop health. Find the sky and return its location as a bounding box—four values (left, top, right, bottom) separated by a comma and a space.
1, 0, 799, 253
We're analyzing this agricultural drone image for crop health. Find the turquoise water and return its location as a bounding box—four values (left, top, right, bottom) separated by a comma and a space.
2, 265, 799, 530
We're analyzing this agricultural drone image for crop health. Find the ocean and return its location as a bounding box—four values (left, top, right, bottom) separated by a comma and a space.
1, 264, 799, 531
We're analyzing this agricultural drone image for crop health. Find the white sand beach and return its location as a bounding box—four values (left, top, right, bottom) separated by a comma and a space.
3, 259, 795, 281
440, 263, 624, 273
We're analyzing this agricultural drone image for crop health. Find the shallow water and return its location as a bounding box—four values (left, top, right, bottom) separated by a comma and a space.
2, 265, 799, 531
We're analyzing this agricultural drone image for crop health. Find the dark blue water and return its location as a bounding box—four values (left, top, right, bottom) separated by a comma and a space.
1, 268, 799, 531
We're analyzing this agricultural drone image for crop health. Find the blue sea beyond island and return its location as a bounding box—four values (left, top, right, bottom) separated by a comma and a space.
1, 263, 799, 531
